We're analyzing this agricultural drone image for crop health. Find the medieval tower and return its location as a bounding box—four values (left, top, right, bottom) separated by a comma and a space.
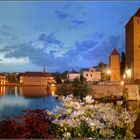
110, 48, 121, 81
125, 8, 140, 81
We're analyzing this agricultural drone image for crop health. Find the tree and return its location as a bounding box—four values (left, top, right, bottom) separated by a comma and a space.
121, 51, 126, 75
97, 62, 108, 81
72, 78, 91, 99
53, 72, 62, 84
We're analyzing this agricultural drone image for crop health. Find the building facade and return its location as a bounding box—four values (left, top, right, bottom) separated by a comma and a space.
80, 68, 101, 82
125, 8, 140, 81
20, 72, 55, 86
67, 70, 80, 81
109, 48, 121, 81
0, 74, 5, 86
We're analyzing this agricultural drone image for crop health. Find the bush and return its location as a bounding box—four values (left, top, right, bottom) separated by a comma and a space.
51, 95, 137, 139
0, 109, 53, 139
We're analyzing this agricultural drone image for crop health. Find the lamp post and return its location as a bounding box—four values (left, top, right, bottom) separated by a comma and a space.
107, 70, 111, 82
125, 69, 132, 84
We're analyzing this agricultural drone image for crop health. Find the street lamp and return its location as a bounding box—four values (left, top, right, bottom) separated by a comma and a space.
123, 74, 126, 80
107, 70, 111, 82
125, 69, 132, 84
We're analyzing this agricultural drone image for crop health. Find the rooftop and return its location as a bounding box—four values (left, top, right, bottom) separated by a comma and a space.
23, 72, 52, 77
69, 70, 79, 74
111, 48, 120, 55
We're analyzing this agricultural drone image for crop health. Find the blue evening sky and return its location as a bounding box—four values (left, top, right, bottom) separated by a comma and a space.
0, 1, 139, 72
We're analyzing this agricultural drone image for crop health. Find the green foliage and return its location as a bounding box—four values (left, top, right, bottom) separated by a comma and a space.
56, 84, 72, 96
53, 71, 69, 84
72, 78, 91, 99
98, 62, 108, 81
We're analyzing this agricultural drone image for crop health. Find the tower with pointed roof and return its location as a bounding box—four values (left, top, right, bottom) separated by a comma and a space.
125, 8, 140, 81
109, 48, 121, 81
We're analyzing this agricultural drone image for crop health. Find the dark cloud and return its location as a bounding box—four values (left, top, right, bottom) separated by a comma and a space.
0, 33, 124, 72
64, 34, 123, 68
38, 33, 63, 47
55, 10, 70, 20
72, 20, 86, 26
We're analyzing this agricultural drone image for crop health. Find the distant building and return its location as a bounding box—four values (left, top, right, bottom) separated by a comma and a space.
109, 48, 121, 81
80, 68, 101, 82
20, 71, 55, 86
67, 70, 80, 81
125, 8, 140, 81
0, 74, 5, 86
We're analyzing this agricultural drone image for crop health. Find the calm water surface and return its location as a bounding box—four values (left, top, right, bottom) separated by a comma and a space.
0, 86, 60, 120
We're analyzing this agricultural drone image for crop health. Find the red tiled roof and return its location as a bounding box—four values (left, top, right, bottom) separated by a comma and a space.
23, 72, 52, 77
134, 8, 140, 17
111, 48, 120, 55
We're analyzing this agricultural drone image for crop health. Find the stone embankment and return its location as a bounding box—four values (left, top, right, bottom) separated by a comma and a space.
90, 85, 140, 100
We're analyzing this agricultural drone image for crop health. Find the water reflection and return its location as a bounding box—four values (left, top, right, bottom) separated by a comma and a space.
0, 86, 60, 120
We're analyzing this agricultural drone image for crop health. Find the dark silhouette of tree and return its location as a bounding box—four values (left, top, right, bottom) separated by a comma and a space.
120, 51, 126, 75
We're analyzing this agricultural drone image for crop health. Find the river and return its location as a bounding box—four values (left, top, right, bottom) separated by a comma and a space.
0, 86, 60, 120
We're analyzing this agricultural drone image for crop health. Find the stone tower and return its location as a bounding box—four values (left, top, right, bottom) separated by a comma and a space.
109, 48, 121, 81
126, 8, 140, 81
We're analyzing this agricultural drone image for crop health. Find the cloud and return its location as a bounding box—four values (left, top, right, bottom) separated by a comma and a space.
38, 32, 64, 47
68, 20, 86, 30
0, 24, 17, 42
0, 33, 124, 72
72, 20, 86, 26
55, 10, 70, 20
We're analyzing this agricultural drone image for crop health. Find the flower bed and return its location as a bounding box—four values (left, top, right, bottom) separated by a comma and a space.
51, 95, 137, 139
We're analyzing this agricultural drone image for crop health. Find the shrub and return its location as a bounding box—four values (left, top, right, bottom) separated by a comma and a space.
0, 109, 53, 139
51, 95, 137, 139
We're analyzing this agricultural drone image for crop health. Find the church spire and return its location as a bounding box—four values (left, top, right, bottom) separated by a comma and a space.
43, 66, 46, 73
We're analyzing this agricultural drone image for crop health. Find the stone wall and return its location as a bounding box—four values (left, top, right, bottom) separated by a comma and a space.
90, 85, 140, 100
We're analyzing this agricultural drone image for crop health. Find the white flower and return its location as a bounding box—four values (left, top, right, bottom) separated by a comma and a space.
83, 95, 94, 104
117, 100, 123, 105
63, 132, 71, 139
100, 128, 114, 138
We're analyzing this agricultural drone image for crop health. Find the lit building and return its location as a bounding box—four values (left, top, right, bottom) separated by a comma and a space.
20, 68, 55, 86
80, 68, 101, 82
67, 70, 80, 81
109, 48, 121, 81
0, 74, 6, 86
125, 8, 140, 81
